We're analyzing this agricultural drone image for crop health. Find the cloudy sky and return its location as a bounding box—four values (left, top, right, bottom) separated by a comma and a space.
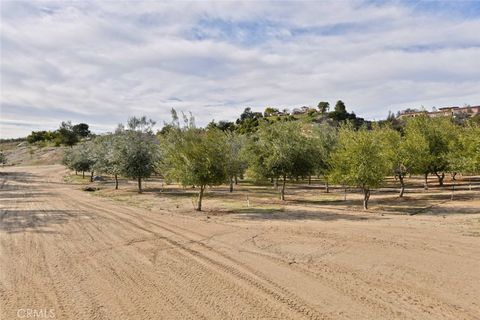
1, 0, 480, 138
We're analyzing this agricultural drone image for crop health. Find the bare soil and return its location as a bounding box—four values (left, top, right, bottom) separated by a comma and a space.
1, 141, 65, 166
1, 165, 479, 319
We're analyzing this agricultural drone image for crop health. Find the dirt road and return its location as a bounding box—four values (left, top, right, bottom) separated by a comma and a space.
1, 165, 479, 319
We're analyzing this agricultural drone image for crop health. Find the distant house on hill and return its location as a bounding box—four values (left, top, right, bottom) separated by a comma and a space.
397, 105, 479, 119
292, 106, 315, 115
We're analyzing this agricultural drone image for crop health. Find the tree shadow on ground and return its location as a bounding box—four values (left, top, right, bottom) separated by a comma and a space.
0, 209, 90, 234
231, 207, 385, 222
0, 171, 41, 191
149, 188, 198, 198
0, 191, 55, 199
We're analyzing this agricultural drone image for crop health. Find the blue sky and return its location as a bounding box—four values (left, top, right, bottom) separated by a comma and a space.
1, 0, 480, 137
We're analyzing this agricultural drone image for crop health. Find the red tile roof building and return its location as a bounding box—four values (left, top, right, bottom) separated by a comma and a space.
397, 105, 479, 119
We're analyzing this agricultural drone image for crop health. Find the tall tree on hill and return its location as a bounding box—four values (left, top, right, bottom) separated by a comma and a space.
334, 100, 347, 113
317, 101, 330, 113
73, 123, 91, 138
57, 121, 79, 147
235, 107, 264, 134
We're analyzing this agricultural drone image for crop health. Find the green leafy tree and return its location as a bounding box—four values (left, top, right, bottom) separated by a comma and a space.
57, 121, 79, 147
224, 132, 247, 192
245, 121, 318, 200
377, 125, 409, 197
334, 100, 346, 113
161, 110, 227, 211
72, 123, 91, 138
235, 107, 264, 134
327, 100, 365, 127
26, 130, 59, 144
317, 101, 330, 113
207, 120, 235, 132
311, 123, 337, 192
449, 124, 480, 178
264, 107, 280, 117
403, 115, 455, 188
63, 143, 95, 179
329, 124, 393, 210
117, 116, 160, 193
92, 133, 123, 189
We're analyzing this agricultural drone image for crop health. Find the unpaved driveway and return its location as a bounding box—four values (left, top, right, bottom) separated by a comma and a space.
1, 165, 479, 319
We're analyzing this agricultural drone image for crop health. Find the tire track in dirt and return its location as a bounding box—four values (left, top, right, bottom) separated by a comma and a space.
46, 189, 295, 319
3, 166, 479, 320
48, 196, 202, 319
62, 187, 478, 320
66, 194, 329, 320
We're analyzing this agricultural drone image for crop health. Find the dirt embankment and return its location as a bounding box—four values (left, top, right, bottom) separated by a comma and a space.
1, 165, 479, 319
1, 141, 65, 166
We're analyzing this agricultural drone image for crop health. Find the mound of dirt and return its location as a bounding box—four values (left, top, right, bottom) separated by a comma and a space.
1, 142, 65, 166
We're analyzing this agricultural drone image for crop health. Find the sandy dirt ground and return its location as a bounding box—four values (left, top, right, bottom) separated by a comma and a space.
1, 165, 479, 320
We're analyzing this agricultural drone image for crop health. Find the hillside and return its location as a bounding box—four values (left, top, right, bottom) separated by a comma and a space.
0, 141, 65, 166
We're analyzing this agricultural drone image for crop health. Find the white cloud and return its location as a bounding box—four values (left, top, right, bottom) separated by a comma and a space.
1, 0, 480, 137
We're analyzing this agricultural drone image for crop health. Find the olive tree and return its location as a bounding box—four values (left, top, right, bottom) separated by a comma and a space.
92, 133, 123, 189
160, 110, 228, 211
403, 116, 455, 189
312, 123, 337, 192
117, 117, 160, 193
449, 124, 480, 182
245, 121, 318, 200
329, 124, 393, 210
223, 132, 247, 192
63, 143, 95, 179
378, 126, 409, 197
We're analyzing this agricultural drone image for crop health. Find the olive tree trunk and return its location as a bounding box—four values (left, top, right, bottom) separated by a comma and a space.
229, 177, 234, 193
434, 172, 445, 187
137, 177, 142, 193
196, 184, 205, 211
280, 174, 287, 201
82, 171, 85, 179
424, 173, 429, 190
363, 188, 371, 210
398, 174, 405, 198
90, 171, 94, 182
114, 173, 118, 190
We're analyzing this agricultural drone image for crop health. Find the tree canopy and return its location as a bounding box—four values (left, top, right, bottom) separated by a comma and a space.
330, 124, 393, 209
245, 121, 319, 200
160, 110, 228, 211
116, 117, 160, 193
403, 115, 455, 188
